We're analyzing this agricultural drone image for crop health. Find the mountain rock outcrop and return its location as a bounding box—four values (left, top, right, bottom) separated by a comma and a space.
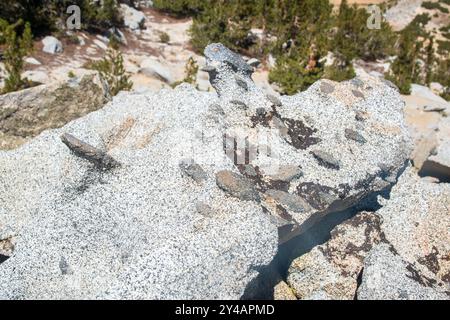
286, 168, 450, 300
0, 43, 412, 299
0, 74, 108, 150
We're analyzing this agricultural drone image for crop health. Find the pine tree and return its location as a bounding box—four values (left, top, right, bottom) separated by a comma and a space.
89, 48, 133, 97
386, 13, 429, 94
267, 0, 332, 93
424, 37, 434, 85
1, 19, 33, 94
386, 30, 421, 94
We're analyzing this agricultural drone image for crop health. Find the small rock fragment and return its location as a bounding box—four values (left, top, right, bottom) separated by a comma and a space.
320, 82, 335, 94
179, 159, 208, 183
266, 94, 282, 107
195, 201, 214, 217
381, 78, 399, 91
59, 257, 73, 275
61, 133, 120, 170
265, 189, 309, 213
355, 110, 369, 121
352, 89, 365, 98
255, 107, 266, 116
268, 165, 302, 182
351, 78, 364, 88
42, 36, 63, 54
229, 100, 248, 109
216, 170, 260, 201
201, 65, 216, 73
0, 237, 14, 258
345, 128, 367, 144
311, 150, 340, 170
423, 105, 446, 112
247, 58, 261, 68
209, 103, 225, 116
235, 75, 248, 90
204, 43, 253, 76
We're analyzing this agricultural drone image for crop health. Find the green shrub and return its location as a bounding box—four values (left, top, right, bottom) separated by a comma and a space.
266, 0, 332, 93
1, 19, 34, 94
189, 0, 254, 53
324, 60, 356, 82
88, 48, 133, 97
172, 56, 199, 87
437, 40, 450, 54
79, 0, 122, 32
0, 0, 122, 35
159, 32, 170, 44
422, 1, 449, 13
424, 37, 435, 85
153, 0, 205, 17
385, 31, 421, 95
269, 54, 324, 95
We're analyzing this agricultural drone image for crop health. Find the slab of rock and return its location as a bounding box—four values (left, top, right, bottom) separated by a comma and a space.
202, 43, 411, 242
216, 170, 260, 201
140, 58, 174, 84
273, 280, 297, 300
358, 244, 448, 300
120, 4, 145, 31
42, 36, 63, 54
179, 159, 207, 183
371, 169, 450, 292
411, 84, 450, 110
24, 57, 41, 65
0, 84, 277, 299
286, 166, 450, 300
0, 43, 412, 298
21, 70, 49, 84
423, 117, 450, 181
0, 74, 107, 150
385, 0, 423, 31
287, 211, 384, 300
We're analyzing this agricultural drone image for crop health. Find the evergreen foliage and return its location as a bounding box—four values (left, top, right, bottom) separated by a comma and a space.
0, 0, 122, 35
88, 48, 133, 97
0, 19, 34, 93
172, 56, 199, 87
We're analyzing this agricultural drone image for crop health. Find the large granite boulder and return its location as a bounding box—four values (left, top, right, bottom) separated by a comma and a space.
0, 74, 108, 150
202, 43, 412, 243
287, 211, 383, 300
286, 167, 450, 300
358, 243, 448, 300
0, 43, 412, 299
41, 36, 63, 54
120, 4, 145, 31
362, 168, 450, 295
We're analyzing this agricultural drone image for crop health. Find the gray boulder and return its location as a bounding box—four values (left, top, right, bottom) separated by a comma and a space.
358, 244, 448, 300
42, 36, 63, 54
139, 57, 174, 84
286, 167, 450, 300
202, 42, 412, 243
0, 74, 107, 150
0, 43, 413, 299
287, 211, 384, 300
0, 77, 277, 299
370, 168, 450, 292
120, 4, 145, 31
